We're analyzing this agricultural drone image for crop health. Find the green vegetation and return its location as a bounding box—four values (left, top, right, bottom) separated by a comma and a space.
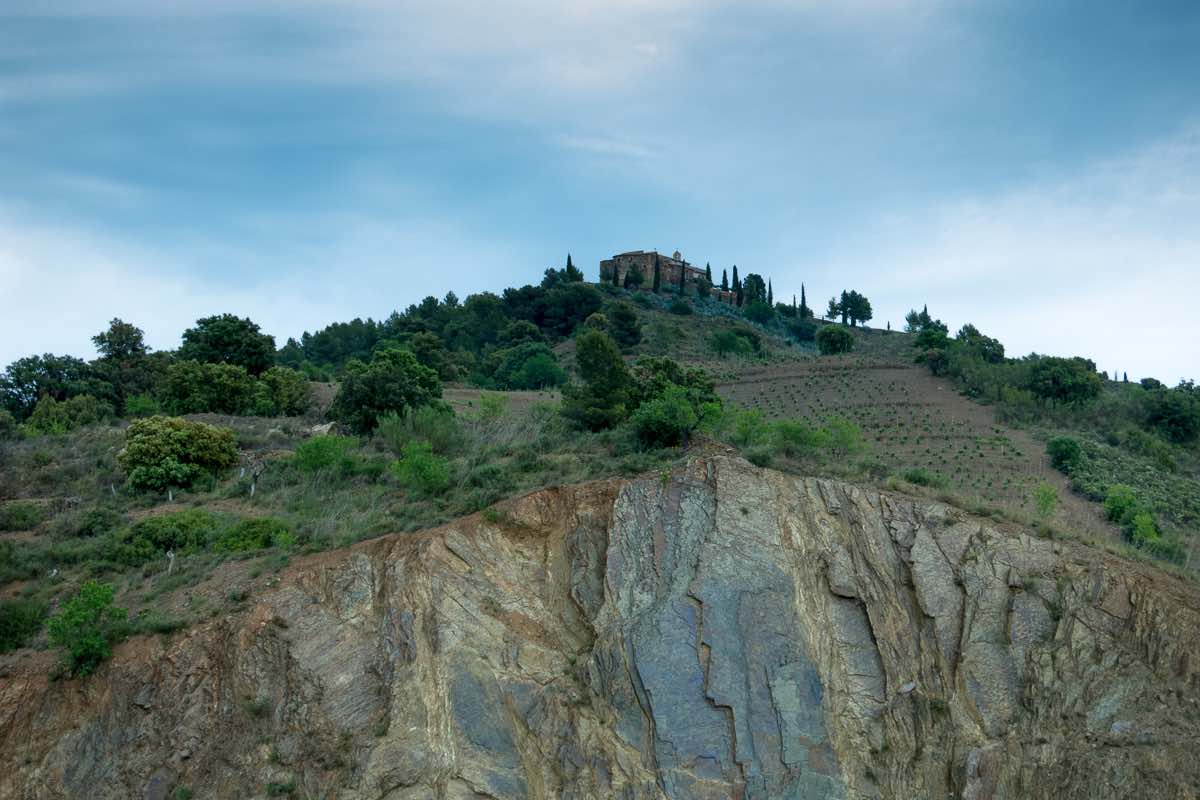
118, 416, 239, 493
561, 330, 630, 431
47, 580, 128, 676
0, 500, 44, 531
0, 597, 46, 652
816, 325, 854, 355
330, 347, 442, 433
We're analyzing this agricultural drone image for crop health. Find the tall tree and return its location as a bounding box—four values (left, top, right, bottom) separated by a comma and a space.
564, 253, 583, 282
561, 330, 630, 431
92, 318, 147, 361
652, 254, 662, 293
767, 279, 773, 307
741, 273, 767, 305
678, 261, 686, 294
732, 265, 739, 290
826, 296, 840, 320
611, 262, 621, 286
705, 263, 713, 283
839, 291, 849, 325
179, 314, 276, 375
721, 268, 729, 292
800, 284, 810, 319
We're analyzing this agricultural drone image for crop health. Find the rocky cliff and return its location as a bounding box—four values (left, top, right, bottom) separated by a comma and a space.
1, 456, 1198, 800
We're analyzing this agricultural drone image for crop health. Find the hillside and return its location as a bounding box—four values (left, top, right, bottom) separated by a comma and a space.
1, 275, 1198, 799
2, 457, 1198, 799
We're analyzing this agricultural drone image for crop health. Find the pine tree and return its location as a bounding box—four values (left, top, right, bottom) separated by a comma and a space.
839, 290, 849, 325
767, 280, 773, 307
732, 265, 739, 290
721, 269, 729, 292
800, 283, 810, 319
705, 263, 713, 283
652, 254, 661, 293
565, 253, 582, 282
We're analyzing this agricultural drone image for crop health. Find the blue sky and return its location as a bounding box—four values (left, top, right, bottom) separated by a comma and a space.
2, 0, 1198, 381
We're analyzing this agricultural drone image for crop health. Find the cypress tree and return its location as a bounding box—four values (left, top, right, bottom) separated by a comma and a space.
705, 263, 713, 283
721, 268, 729, 292
678, 261, 686, 294
652, 254, 661, 293
611, 262, 620, 286
800, 283, 810, 319
732, 265, 739, 290
767, 280, 773, 307
1123, 372, 1129, 383
840, 290, 849, 325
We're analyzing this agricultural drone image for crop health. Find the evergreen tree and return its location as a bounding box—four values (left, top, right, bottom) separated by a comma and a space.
839, 290, 849, 325
721, 269, 729, 292
792, 294, 797, 310
767, 280, 773, 307
678, 262, 686, 294
826, 296, 840, 320
705, 263, 713, 283
800, 284, 810, 319
652, 254, 662, 293
732, 265, 739, 290
611, 263, 620, 286
1123, 372, 1129, 383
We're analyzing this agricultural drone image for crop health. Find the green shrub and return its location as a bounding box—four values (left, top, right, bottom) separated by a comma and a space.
331, 347, 442, 433
902, 468, 946, 488
632, 385, 699, 448
773, 420, 827, 457
816, 325, 854, 355
0, 408, 16, 439
124, 393, 161, 418
106, 510, 223, 565
118, 416, 239, 493
47, 580, 128, 676
1103, 484, 1139, 525
742, 301, 773, 324
51, 507, 123, 539
391, 441, 451, 495
561, 330, 630, 431
788, 318, 817, 342
292, 435, 359, 474
709, 330, 755, 359
0, 501, 43, 531
216, 518, 294, 552
823, 416, 864, 457
1034, 482, 1057, 520
0, 597, 46, 653
465, 463, 516, 494
1046, 437, 1081, 473
258, 366, 312, 416
26, 394, 114, 434
162, 360, 257, 415
669, 299, 693, 316
377, 405, 463, 456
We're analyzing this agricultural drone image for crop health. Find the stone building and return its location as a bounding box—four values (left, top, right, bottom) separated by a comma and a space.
598, 250, 734, 303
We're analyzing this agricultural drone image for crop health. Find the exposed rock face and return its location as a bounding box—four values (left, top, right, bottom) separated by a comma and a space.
2, 456, 1198, 799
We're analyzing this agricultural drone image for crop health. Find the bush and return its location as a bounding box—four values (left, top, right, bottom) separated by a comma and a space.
816, 325, 854, 355
489, 343, 566, 390
902, 468, 946, 488
1103, 484, 1139, 525
124, 393, 161, 418
823, 416, 865, 457
391, 441, 451, 495
669, 299, 693, 316
162, 360, 257, 415
51, 507, 124, 539
377, 405, 462, 456
0, 597, 46, 653
632, 385, 699, 448
1026, 356, 1102, 405
106, 510, 223, 565
47, 580, 128, 676
118, 416, 239, 493
0, 501, 43, 531
331, 347, 442, 433
742, 301, 773, 325
788, 318, 817, 342
1046, 437, 1081, 473
26, 394, 114, 434
292, 435, 359, 474
773, 420, 827, 457
216, 518, 294, 552
1034, 482, 1057, 520
259, 367, 312, 416
709, 330, 754, 359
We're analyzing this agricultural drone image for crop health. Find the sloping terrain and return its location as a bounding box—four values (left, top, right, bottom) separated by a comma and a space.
2, 456, 1197, 800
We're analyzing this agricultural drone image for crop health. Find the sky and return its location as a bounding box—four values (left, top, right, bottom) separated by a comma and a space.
2, 0, 1198, 382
